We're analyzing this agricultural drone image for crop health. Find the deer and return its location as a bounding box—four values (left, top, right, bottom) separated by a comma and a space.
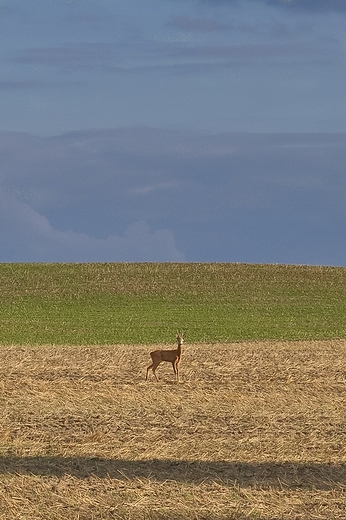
146, 333, 184, 382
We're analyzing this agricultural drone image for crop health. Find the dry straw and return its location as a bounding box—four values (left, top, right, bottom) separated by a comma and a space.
0, 340, 345, 518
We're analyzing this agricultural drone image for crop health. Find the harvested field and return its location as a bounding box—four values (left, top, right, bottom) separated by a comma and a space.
0, 340, 346, 519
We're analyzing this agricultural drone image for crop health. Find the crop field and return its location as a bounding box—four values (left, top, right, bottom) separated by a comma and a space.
0, 263, 346, 519
1, 340, 346, 519
1, 262, 346, 344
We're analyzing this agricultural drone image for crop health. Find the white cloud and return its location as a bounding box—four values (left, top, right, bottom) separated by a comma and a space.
0, 187, 185, 262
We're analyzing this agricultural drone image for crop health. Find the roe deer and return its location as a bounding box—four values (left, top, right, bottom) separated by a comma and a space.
146, 333, 184, 382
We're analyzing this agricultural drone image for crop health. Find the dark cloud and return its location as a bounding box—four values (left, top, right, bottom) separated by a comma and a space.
1, 128, 346, 264
0, 80, 79, 90
0, 81, 43, 90
267, 0, 346, 12
10, 43, 119, 71
9, 38, 333, 78
200, 0, 346, 13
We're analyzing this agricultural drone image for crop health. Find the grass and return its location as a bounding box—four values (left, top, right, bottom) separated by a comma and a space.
1, 262, 346, 344
0, 340, 345, 519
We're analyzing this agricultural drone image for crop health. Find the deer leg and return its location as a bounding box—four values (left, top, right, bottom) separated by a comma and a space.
172, 360, 179, 382
147, 364, 159, 381
149, 357, 161, 382
147, 352, 161, 382
152, 365, 159, 382
146, 363, 153, 381
175, 361, 179, 382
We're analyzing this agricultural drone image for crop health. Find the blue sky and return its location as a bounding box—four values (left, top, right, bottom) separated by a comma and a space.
1, 0, 346, 264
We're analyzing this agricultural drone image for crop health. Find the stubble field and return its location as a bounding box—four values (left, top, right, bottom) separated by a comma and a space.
1, 339, 345, 519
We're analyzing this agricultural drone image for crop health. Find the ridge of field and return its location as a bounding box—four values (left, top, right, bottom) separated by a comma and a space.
1, 262, 346, 345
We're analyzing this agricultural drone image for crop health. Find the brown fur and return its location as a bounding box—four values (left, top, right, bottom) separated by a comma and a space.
146, 333, 184, 382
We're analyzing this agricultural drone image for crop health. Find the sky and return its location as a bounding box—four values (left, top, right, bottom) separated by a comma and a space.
1, 0, 346, 265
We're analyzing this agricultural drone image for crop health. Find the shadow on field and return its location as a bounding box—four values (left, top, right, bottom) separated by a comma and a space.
0, 456, 345, 489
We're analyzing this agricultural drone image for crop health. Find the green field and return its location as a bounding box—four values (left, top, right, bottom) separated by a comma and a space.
0, 262, 346, 344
